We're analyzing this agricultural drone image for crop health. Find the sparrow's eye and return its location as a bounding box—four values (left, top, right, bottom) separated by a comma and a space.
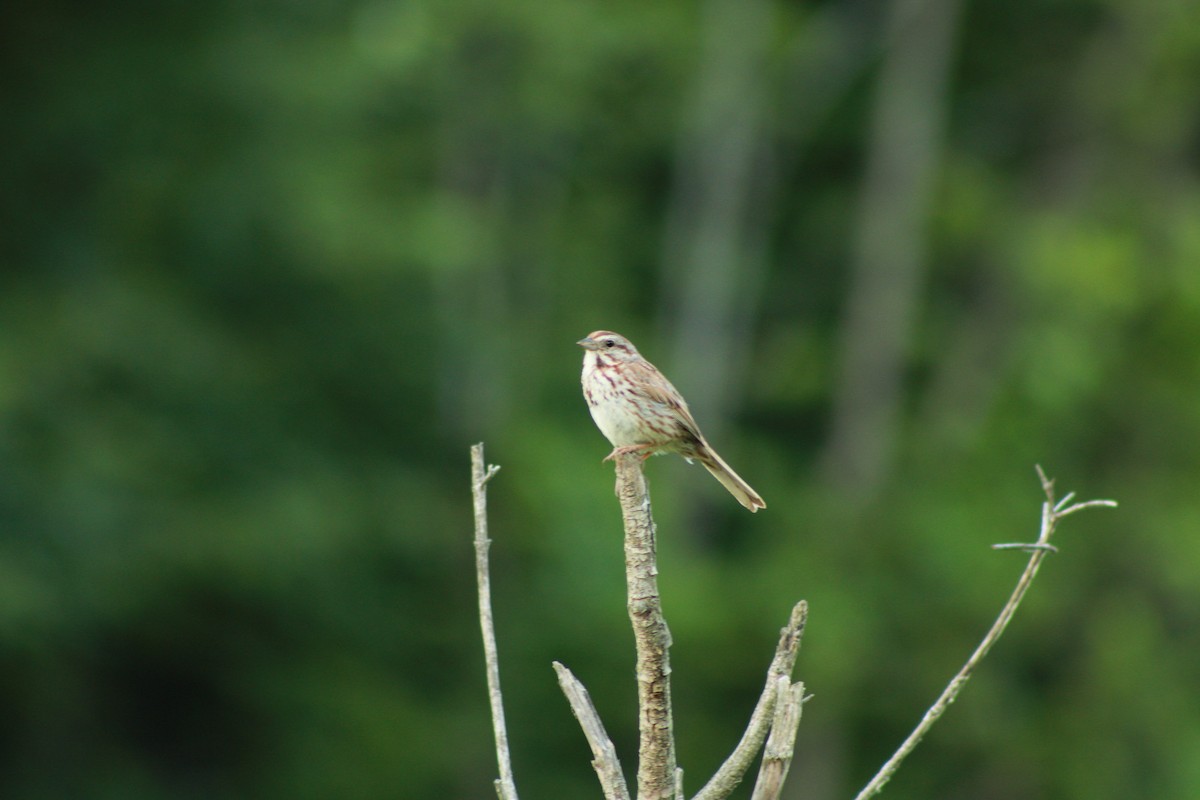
604, 339, 615, 348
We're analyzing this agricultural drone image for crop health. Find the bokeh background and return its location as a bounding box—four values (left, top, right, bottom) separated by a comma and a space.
5, 0, 1200, 797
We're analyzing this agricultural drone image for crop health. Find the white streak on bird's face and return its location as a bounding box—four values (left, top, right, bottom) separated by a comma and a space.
579, 331, 640, 367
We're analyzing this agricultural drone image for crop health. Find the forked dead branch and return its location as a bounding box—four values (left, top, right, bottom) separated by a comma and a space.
470, 445, 1116, 799
853, 465, 1116, 799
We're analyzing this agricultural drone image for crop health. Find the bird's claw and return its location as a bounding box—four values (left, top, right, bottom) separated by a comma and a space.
603, 445, 652, 463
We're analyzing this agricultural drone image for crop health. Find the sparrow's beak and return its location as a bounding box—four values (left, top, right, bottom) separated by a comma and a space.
577, 337, 599, 350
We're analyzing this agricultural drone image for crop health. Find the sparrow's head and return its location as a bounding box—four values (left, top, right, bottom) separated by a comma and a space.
577, 331, 641, 362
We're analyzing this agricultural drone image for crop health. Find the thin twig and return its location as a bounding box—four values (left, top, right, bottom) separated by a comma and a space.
471, 444, 518, 800
554, 662, 632, 800
853, 466, 1116, 800
614, 453, 678, 800
991, 543, 1058, 553
693, 601, 808, 800
1059, 499, 1119, 516
749, 679, 807, 800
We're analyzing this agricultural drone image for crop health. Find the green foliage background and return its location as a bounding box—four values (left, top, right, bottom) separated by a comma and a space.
4, 0, 1200, 798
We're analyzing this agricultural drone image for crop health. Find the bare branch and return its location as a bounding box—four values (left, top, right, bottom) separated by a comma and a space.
749, 679, 806, 800
990, 543, 1058, 553
853, 468, 1116, 799
614, 453, 678, 800
1035, 463, 1053, 497
692, 601, 808, 800
471, 443, 519, 800
554, 662, 632, 800
1058, 499, 1119, 517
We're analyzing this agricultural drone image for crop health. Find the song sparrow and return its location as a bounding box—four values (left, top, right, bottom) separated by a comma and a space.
578, 330, 765, 512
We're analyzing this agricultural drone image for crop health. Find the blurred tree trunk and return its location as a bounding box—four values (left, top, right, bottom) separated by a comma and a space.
821, 0, 963, 500
431, 34, 515, 439
659, 0, 775, 450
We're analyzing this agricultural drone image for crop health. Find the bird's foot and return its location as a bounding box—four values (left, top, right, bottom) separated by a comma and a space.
602, 445, 654, 463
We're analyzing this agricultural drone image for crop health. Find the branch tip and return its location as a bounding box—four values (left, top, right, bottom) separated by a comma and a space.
554, 662, 632, 800
1058, 498, 1117, 517
790, 599, 809, 627
1034, 463, 1053, 496
991, 542, 1059, 554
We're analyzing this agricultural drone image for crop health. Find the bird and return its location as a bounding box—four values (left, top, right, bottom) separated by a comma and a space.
578, 330, 765, 512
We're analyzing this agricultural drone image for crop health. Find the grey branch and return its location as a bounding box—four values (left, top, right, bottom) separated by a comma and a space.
553, 662, 632, 800
471, 444, 518, 800
853, 466, 1117, 800
692, 600, 808, 800
750, 678, 807, 800
614, 453, 679, 800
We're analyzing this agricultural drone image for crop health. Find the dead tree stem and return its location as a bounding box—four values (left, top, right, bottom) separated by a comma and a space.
615, 453, 678, 800
471, 444, 518, 800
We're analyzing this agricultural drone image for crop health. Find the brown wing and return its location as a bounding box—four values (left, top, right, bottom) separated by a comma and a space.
623, 357, 706, 443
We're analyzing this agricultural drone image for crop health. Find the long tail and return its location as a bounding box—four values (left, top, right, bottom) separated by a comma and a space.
698, 444, 766, 512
